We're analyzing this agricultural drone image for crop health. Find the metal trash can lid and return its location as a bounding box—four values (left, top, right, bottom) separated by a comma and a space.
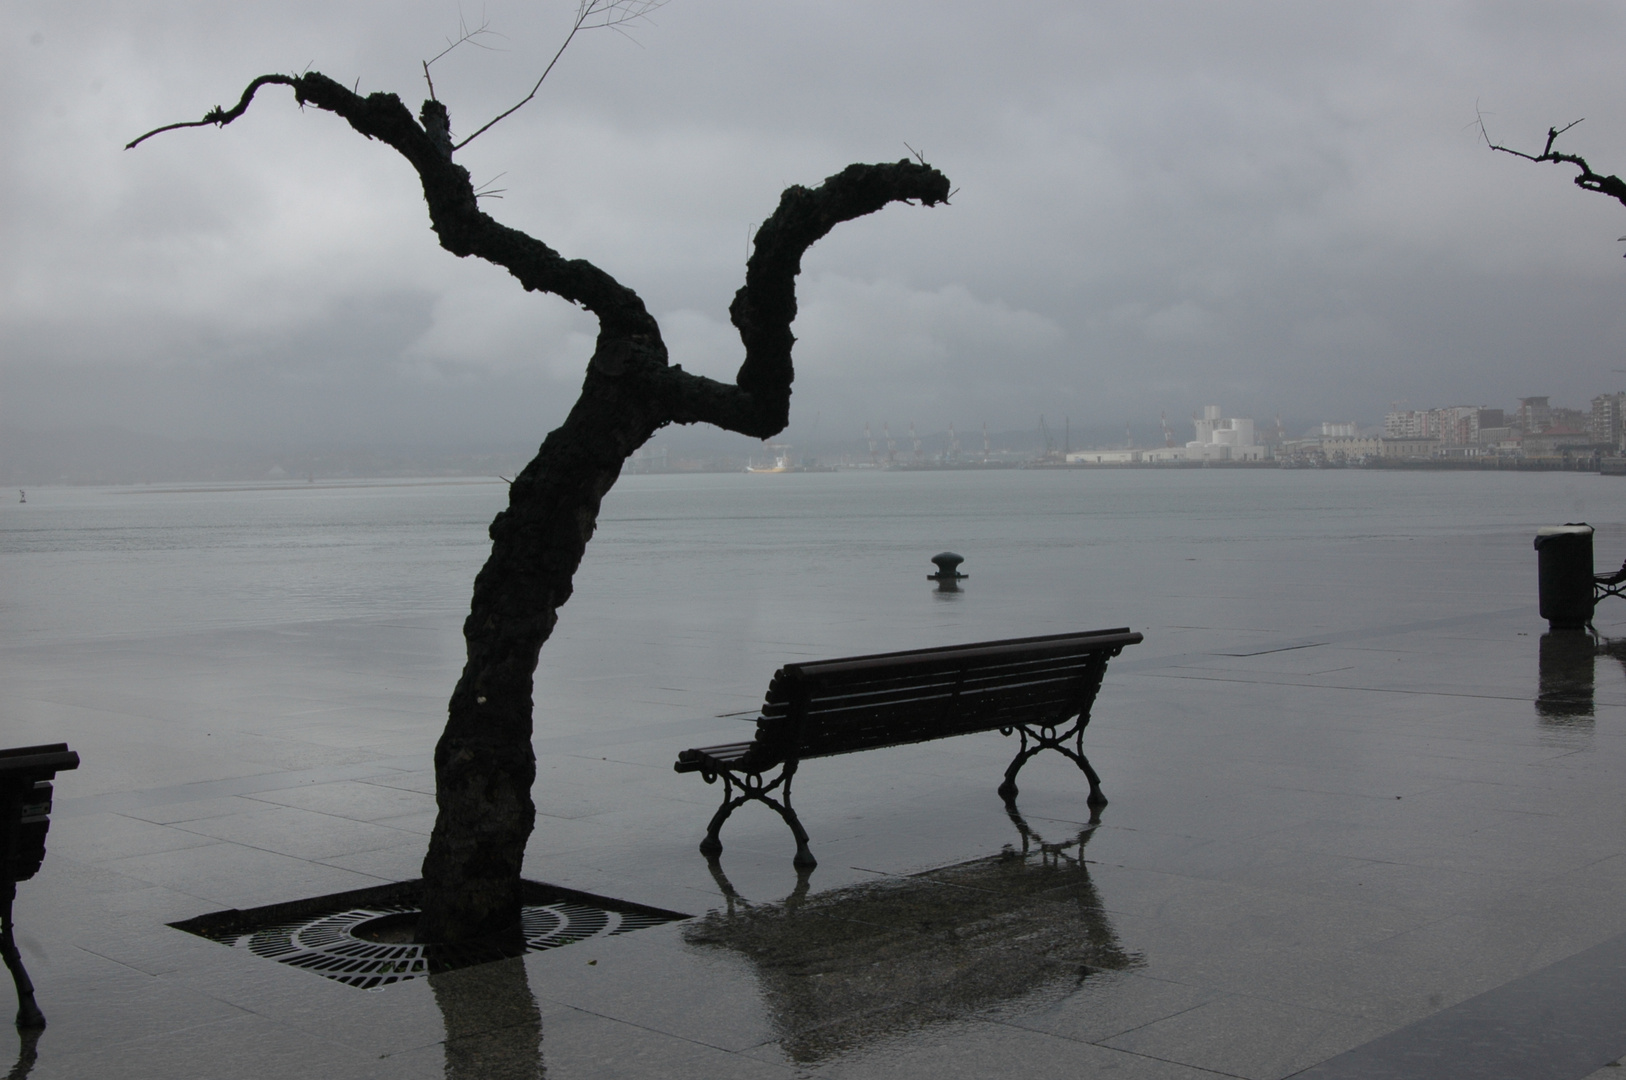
1535, 523, 1594, 550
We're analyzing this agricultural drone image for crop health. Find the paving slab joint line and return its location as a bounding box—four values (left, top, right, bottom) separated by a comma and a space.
532, 999, 766, 1059
1288, 926, 1626, 1079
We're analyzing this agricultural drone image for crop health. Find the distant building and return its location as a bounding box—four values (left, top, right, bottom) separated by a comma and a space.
1183, 406, 1268, 461
1477, 427, 1519, 455
1065, 449, 1140, 464
1320, 422, 1358, 438
1523, 428, 1596, 459
1432, 406, 1482, 446
1319, 436, 1382, 462
1592, 392, 1626, 451
1381, 437, 1440, 459
1518, 396, 1552, 433
1385, 406, 1492, 445
1384, 410, 1428, 439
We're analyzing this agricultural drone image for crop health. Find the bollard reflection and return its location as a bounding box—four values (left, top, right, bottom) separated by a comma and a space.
687, 812, 1138, 1064
429, 956, 545, 1080
1537, 630, 1596, 723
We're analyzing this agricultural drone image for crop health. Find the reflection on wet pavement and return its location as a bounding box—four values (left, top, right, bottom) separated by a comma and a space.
685, 812, 1137, 1063
5, 1028, 38, 1080
1537, 630, 1596, 723
429, 959, 544, 1080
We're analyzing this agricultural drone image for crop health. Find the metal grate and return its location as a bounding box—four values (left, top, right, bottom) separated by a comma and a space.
173, 880, 687, 989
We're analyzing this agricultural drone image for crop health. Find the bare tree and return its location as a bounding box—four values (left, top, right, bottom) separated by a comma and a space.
129, 17, 950, 942
1485, 118, 1626, 213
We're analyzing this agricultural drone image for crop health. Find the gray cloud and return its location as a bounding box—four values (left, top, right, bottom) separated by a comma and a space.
7, 1, 1626, 453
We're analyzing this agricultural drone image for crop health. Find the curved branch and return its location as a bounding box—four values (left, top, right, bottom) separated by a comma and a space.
678, 159, 952, 437
125, 74, 296, 149
130, 71, 655, 336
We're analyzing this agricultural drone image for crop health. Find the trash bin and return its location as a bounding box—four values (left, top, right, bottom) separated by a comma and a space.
1534, 524, 1595, 630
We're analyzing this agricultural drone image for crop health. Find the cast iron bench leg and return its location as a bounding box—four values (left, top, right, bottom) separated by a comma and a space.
998, 721, 1108, 809
1, 888, 44, 1030
698, 764, 817, 867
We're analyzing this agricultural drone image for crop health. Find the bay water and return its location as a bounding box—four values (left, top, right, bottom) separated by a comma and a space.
2, 468, 1620, 727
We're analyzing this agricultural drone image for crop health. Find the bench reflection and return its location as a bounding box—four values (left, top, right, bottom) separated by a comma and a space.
686, 810, 1139, 1064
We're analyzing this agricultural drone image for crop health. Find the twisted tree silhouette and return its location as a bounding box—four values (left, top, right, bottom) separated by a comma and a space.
130, 38, 950, 941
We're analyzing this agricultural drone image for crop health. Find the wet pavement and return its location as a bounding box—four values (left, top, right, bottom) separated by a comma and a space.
10, 522, 1626, 1075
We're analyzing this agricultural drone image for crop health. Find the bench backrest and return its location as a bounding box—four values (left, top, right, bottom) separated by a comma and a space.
749, 628, 1142, 764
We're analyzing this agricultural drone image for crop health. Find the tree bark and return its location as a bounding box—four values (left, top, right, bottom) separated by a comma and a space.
132, 73, 951, 942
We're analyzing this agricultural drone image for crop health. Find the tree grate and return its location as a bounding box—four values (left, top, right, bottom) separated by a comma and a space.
171, 879, 688, 988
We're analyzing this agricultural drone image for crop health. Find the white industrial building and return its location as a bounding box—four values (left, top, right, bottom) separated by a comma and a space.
1064, 449, 1141, 464
1159, 405, 1268, 461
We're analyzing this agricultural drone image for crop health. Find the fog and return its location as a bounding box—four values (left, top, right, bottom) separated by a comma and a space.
7, 1, 1626, 474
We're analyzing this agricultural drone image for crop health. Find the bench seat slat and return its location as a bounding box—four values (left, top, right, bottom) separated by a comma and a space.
674, 742, 758, 774
786, 630, 1135, 680
796, 665, 1102, 705
802, 685, 1091, 724
801, 677, 1100, 718
794, 656, 1118, 697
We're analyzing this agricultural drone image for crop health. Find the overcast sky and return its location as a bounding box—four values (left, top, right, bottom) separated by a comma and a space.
7, 1, 1626, 449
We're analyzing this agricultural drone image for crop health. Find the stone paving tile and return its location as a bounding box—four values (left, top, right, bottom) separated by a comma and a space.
241, 777, 435, 821
16, 1010, 392, 1080
163, 802, 421, 861
101, 841, 389, 908
1099, 994, 1391, 1080
755, 1015, 1236, 1078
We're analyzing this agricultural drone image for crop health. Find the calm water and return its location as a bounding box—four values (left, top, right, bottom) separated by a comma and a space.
1, 469, 1619, 667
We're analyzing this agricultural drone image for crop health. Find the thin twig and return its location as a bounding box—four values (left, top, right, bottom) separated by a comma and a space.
422, 9, 502, 101
454, 0, 667, 151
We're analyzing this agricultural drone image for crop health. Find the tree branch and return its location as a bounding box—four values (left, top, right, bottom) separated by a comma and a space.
1484, 116, 1626, 210
128, 73, 948, 441
125, 74, 297, 149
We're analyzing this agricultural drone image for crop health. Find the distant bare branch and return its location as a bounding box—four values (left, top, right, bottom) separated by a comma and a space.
454, 0, 668, 150
1483, 113, 1626, 211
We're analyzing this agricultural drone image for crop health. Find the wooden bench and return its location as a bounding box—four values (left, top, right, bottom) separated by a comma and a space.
674, 628, 1142, 867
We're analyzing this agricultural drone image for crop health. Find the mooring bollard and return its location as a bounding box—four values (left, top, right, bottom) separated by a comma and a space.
928, 552, 967, 594
0, 743, 79, 1030
1534, 524, 1595, 630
